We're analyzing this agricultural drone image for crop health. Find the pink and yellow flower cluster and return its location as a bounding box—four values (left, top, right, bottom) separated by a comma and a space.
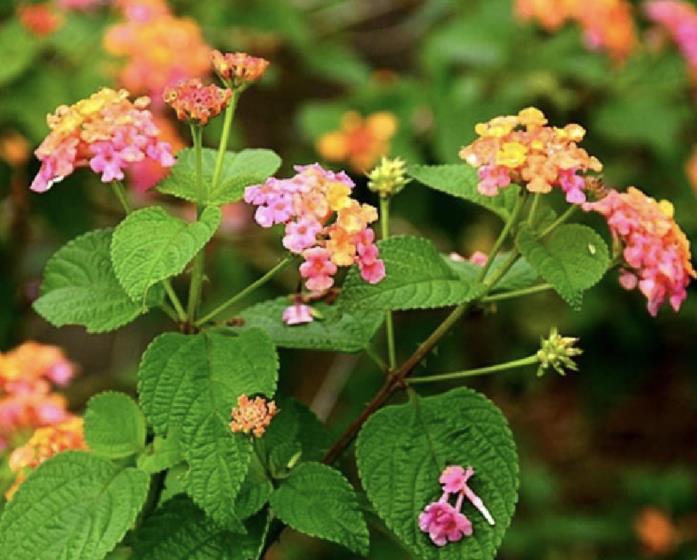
584, 187, 695, 315
30, 88, 174, 192
229, 395, 278, 438
419, 465, 495, 547
316, 111, 398, 173
645, 1, 697, 87
245, 164, 386, 293
164, 79, 232, 126
515, 0, 637, 62
6, 418, 86, 500
104, 0, 211, 106
459, 107, 602, 204
0, 342, 76, 452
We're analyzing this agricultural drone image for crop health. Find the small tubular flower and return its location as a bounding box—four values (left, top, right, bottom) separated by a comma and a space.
460, 107, 602, 204
230, 395, 278, 438
316, 111, 398, 173
282, 303, 314, 325
583, 187, 695, 315
6, 417, 86, 500
164, 79, 232, 125
30, 88, 175, 193
367, 156, 410, 198
536, 328, 583, 376
211, 50, 270, 89
245, 164, 385, 294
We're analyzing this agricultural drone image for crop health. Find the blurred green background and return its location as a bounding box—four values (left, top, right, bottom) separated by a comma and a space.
1, 0, 696, 558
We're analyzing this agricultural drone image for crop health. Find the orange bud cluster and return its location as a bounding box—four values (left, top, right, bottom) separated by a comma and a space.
229, 395, 278, 438
211, 50, 269, 89
164, 79, 232, 125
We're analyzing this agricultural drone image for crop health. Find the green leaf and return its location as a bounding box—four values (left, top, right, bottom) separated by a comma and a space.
356, 388, 519, 560
234, 297, 384, 352
33, 229, 162, 333
234, 453, 273, 521
515, 224, 609, 308
158, 148, 281, 205
445, 253, 539, 293
0, 452, 150, 560
111, 206, 221, 302
84, 391, 147, 459
0, 21, 39, 87
137, 433, 184, 475
408, 164, 520, 221
138, 329, 278, 525
132, 496, 268, 560
270, 462, 369, 555
340, 236, 482, 311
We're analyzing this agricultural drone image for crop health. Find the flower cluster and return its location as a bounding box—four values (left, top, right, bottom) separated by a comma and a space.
419, 465, 494, 547
0, 342, 76, 452
645, 1, 697, 86
229, 395, 278, 438
6, 418, 86, 500
164, 79, 231, 125
536, 328, 583, 376
584, 187, 695, 315
104, 0, 211, 106
316, 111, 398, 173
459, 107, 602, 204
18, 4, 62, 37
212, 50, 270, 89
515, 0, 636, 62
367, 156, 409, 199
245, 164, 386, 293
30, 88, 175, 192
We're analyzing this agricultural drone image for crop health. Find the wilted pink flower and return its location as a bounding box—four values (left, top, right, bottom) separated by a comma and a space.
282, 303, 314, 325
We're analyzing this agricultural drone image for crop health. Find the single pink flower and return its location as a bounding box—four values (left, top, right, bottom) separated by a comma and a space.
282, 303, 314, 325
419, 498, 473, 547
299, 247, 337, 292
283, 218, 322, 253
468, 251, 488, 266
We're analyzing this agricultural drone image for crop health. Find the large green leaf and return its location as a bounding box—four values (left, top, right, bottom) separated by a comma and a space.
0, 452, 150, 560
132, 496, 268, 560
515, 224, 609, 308
33, 229, 162, 333
111, 206, 221, 302
340, 236, 482, 311
356, 388, 519, 560
444, 253, 539, 293
84, 391, 147, 459
0, 21, 39, 87
408, 164, 520, 221
158, 148, 281, 205
234, 297, 384, 352
138, 329, 278, 525
269, 462, 369, 555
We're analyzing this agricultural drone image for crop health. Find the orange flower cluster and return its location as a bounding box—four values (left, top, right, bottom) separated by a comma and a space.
515, 0, 637, 62
104, 0, 211, 108
6, 418, 86, 500
229, 395, 278, 438
18, 3, 63, 37
0, 342, 76, 452
164, 79, 232, 125
212, 50, 270, 89
316, 111, 398, 173
459, 107, 602, 203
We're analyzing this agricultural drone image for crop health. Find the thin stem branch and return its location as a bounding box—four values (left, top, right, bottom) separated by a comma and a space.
110, 181, 131, 214
481, 283, 553, 303
163, 280, 187, 322
211, 94, 238, 192
195, 257, 292, 327
527, 193, 541, 226
186, 125, 206, 324
379, 196, 397, 371
408, 355, 538, 385
478, 192, 526, 282
540, 204, 578, 238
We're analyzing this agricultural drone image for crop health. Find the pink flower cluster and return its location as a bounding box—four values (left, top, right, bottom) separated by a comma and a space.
30, 88, 175, 193
645, 1, 697, 85
419, 465, 495, 547
584, 187, 695, 315
245, 164, 386, 294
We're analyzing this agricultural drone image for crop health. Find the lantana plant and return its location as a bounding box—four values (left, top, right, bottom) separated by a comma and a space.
0, 48, 694, 560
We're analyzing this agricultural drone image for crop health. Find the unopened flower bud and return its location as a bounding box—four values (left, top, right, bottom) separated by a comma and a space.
536, 328, 582, 376
367, 156, 409, 198
211, 50, 269, 90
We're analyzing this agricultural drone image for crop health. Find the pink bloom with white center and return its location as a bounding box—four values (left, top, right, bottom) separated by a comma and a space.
439, 465, 496, 526
283, 217, 322, 253
282, 303, 314, 325
558, 168, 587, 204
419, 496, 473, 547
300, 247, 338, 292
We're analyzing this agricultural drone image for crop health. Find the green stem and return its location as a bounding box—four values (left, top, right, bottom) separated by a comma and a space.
380, 196, 397, 371
483, 249, 519, 289
408, 355, 539, 385
211, 94, 238, 192
527, 193, 541, 226
195, 257, 292, 327
158, 302, 179, 322
186, 125, 206, 323
477, 192, 526, 282
163, 280, 187, 322
481, 283, 553, 303
110, 181, 131, 214
540, 204, 577, 238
